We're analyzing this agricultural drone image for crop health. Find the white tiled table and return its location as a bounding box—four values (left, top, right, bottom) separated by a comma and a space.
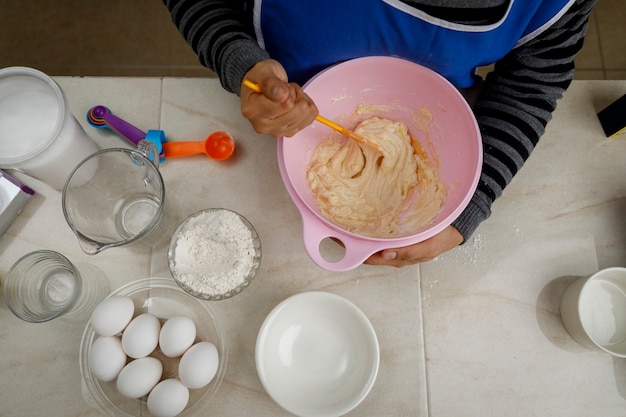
0, 77, 624, 417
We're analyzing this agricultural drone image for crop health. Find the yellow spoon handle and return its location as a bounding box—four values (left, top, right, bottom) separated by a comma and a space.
313, 115, 368, 145
243, 79, 262, 93
243, 79, 381, 152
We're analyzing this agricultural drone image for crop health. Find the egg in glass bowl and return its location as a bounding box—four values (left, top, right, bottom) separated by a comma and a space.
79, 277, 228, 417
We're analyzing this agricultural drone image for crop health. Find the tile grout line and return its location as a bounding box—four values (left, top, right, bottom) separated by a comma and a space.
417, 264, 432, 417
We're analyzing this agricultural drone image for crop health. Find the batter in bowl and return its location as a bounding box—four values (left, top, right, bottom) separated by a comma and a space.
307, 116, 446, 238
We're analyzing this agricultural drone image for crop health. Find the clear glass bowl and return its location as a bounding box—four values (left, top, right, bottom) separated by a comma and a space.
79, 277, 228, 417
168, 208, 262, 301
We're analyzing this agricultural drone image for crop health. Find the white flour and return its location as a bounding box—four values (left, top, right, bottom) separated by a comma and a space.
172, 210, 257, 295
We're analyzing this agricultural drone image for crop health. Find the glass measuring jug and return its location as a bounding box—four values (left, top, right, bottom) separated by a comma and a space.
62, 141, 173, 255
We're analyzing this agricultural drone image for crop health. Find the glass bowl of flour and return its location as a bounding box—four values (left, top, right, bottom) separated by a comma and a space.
168, 208, 262, 300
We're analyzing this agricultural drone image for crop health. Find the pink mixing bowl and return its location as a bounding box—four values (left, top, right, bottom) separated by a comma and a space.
278, 56, 482, 271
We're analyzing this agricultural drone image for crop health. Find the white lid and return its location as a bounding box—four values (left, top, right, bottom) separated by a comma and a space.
0, 67, 65, 166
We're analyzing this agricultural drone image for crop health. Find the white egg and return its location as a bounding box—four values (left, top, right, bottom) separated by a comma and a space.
178, 342, 219, 389
116, 356, 163, 399
122, 313, 161, 359
147, 379, 190, 417
90, 296, 135, 336
88, 336, 127, 382
159, 316, 197, 357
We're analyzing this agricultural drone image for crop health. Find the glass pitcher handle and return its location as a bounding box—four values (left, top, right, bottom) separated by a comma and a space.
136, 139, 159, 169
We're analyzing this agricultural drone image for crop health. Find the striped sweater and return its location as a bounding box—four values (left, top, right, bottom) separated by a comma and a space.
163, 0, 596, 242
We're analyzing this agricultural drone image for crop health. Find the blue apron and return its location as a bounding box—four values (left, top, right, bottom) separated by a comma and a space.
253, 0, 574, 87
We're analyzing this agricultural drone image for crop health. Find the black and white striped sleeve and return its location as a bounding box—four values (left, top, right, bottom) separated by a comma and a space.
163, 0, 269, 94
451, 0, 597, 240
162, 0, 597, 243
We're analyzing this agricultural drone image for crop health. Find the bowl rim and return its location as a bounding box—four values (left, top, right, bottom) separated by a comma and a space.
255, 291, 380, 417
276, 56, 482, 271
278, 55, 482, 243
578, 267, 626, 357
167, 208, 262, 301
79, 277, 229, 417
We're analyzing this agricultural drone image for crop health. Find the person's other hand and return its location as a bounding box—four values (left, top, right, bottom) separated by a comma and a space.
364, 225, 464, 267
241, 59, 318, 137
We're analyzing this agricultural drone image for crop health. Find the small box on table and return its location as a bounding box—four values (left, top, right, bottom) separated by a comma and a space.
0, 170, 34, 236
598, 93, 626, 138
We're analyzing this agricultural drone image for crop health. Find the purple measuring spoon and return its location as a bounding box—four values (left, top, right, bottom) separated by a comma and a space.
87, 105, 147, 146
86, 105, 165, 158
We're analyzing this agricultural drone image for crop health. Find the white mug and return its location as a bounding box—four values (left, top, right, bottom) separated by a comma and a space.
560, 267, 626, 357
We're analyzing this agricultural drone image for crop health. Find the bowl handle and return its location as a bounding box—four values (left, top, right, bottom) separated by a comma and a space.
300, 208, 382, 272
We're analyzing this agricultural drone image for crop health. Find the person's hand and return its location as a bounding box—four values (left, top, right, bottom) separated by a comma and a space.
241, 59, 318, 138
364, 225, 464, 267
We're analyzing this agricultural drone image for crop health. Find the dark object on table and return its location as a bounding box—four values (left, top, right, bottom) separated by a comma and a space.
598, 93, 626, 138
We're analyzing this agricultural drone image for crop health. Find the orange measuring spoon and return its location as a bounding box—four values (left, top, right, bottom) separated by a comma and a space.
162, 131, 235, 161
243, 79, 382, 152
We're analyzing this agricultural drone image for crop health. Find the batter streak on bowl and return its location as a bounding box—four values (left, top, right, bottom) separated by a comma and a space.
307, 116, 446, 238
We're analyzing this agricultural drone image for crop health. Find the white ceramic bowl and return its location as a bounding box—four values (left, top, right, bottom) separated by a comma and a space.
79, 277, 228, 417
256, 291, 379, 417
560, 267, 626, 357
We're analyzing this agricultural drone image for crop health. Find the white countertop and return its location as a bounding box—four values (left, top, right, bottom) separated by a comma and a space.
0, 77, 625, 417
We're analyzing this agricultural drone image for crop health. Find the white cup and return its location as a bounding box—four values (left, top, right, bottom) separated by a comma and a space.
0, 67, 98, 190
560, 267, 626, 357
